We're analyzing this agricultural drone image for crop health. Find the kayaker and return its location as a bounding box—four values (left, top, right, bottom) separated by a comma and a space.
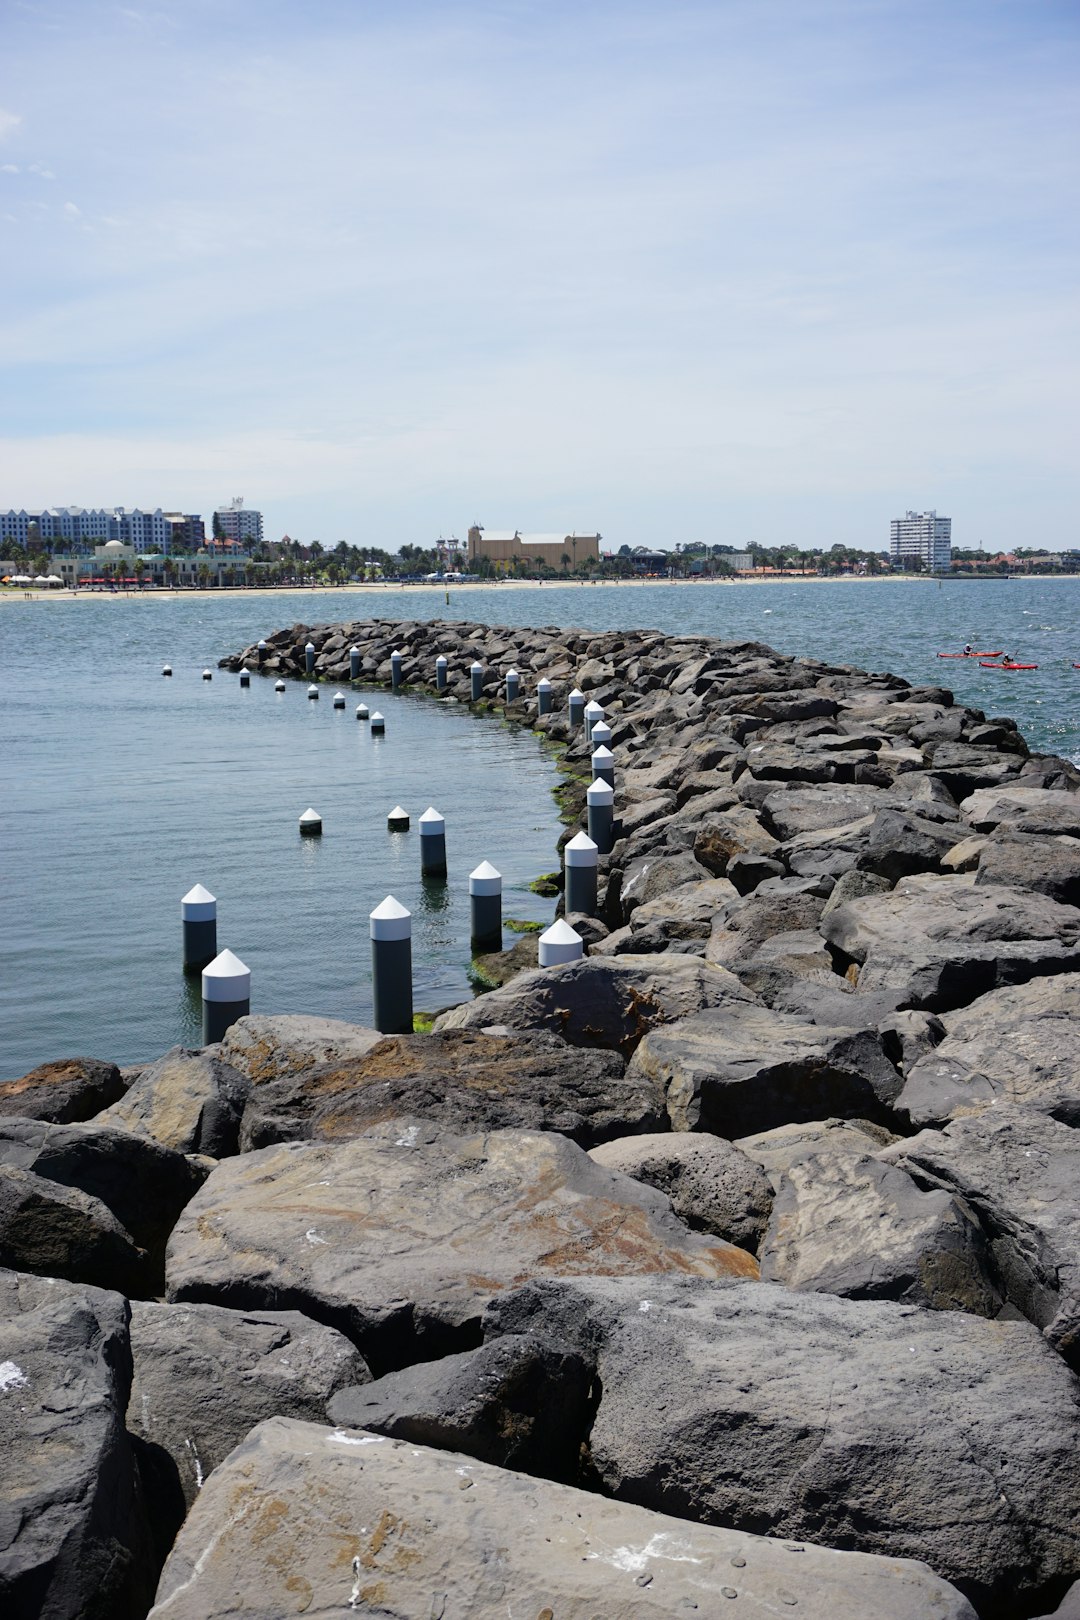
963, 643, 973, 656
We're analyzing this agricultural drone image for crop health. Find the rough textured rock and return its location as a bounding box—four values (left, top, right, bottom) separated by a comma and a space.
327, 1332, 591, 1477
588, 1131, 774, 1252
975, 832, 1080, 908
0, 1057, 124, 1124
0, 1268, 153, 1620
128, 1300, 369, 1514
0, 1164, 147, 1295
881, 1107, 1080, 1368
486, 1276, 1080, 1616
824, 873, 1080, 1011
221, 1012, 383, 1083
240, 1027, 659, 1150
627, 1003, 903, 1136
433, 953, 754, 1056
166, 1125, 757, 1374
95, 1045, 249, 1157
0, 1118, 207, 1280
758, 1153, 1001, 1314
148, 1416, 978, 1620
960, 785, 1080, 837
735, 1116, 900, 1181
896, 977, 1080, 1127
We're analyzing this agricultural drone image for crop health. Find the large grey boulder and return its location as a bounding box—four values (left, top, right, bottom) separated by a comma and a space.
327, 1332, 591, 1478
762, 784, 890, 840
881, 1107, 1080, 1368
166, 1125, 757, 1374
433, 953, 753, 1056
128, 1301, 369, 1513
960, 785, 1080, 836
486, 1276, 1080, 1616
0, 1269, 153, 1620
149, 1416, 977, 1620
0, 1164, 146, 1296
824, 873, 1080, 1011
736, 1115, 899, 1182
0, 1057, 124, 1124
95, 1046, 249, 1157
221, 1012, 383, 1083
975, 832, 1080, 907
758, 1153, 1001, 1315
589, 1131, 774, 1251
627, 1003, 903, 1136
896, 978, 1080, 1128
240, 1027, 659, 1151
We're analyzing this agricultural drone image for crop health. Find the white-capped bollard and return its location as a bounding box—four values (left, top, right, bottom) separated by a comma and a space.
505, 668, 520, 703
370, 896, 413, 1034
564, 831, 599, 916
239, 670, 250, 688
202, 669, 212, 681
333, 691, 346, 709
257, 639, 268, 664
419, 806, 447, 875
568, 687, 585, 728
436, 655, 448, 691
591, 744, 615, 789
162, 664, 172, 677
305, 641, 316, 674
356, 703, 369, 720
299, 807, 322, 836
538, 918, 584, 968
307, 684, 319, 700
370, 710, 385, 734
349, 645, 361, 679
202, 948, 250, 1045
584, 700, 604, 745
390, 648, 403, 689
536, 677, 553, 715
469, 860, 502, 949
587, 777, 615, 854
181, 883, 217, 972
590, 719, 612, 750
275, 680, 286, 693
387, 805, 410, 831
470, 661, 484, 701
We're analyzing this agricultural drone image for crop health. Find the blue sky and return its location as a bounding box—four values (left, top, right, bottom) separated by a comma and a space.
1, 0, 1077, 551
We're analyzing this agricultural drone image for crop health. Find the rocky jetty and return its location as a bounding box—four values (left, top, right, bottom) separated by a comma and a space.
3, 617, 1080, 1619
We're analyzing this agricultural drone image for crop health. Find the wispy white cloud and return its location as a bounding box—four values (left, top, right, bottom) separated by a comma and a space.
0, 109, 21, 141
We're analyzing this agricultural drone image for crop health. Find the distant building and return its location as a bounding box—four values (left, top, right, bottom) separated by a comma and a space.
214, 497, 263, 547
467, 524, 600, 571
0, 505, 204, 555
890, 511, 951, 572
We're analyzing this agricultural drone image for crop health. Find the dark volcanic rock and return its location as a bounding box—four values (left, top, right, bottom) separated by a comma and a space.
975, 832, 1080, 907
96, 1045, 250, 1157
0, 1057, 124, 1124
588, 1131, 774, 1251
240, 1027, 655, 1150
0, 1164, 147, 1295
0, 1268, 153, 1620
486, 1275, 1080, 1616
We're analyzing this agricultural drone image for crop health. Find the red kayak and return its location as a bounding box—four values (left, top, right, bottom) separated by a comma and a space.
980, 661, 1039, 670
937, 651, 1002, 659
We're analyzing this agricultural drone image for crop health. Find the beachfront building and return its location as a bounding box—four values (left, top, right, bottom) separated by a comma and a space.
890, 511, 951, 572
467, 525, 601, 572
214, 498, 263, 547
0, 506, 205, 555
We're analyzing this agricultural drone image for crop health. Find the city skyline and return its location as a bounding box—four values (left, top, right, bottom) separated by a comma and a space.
1, 1, 1077, 553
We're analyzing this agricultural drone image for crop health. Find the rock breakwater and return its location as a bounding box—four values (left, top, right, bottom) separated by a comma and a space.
2, 619, 1080, 1617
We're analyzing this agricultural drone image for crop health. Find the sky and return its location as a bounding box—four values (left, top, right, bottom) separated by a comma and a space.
0, 0, 1077, 553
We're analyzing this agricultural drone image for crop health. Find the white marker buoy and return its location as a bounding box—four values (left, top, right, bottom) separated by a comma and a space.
370, 896, 413, 1034
181, 883, 217, 972
469, 860, 503, 949
387, 805, 410, 831
419, 806, 447, 875
162, 664, 172, 677
307, 684, 319, 700
239, 670, 250, 688
299, 807, 323, 836
333, 691, 346, 708
201, 948, 250, 1044
538, 918, 584, 968
564, 831, 599, 916
356, 703, 369, 720
275, 680, 286, 693
370, 711, 385, 734
202, 669, 212, 681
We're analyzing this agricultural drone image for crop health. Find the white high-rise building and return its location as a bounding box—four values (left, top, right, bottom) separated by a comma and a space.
214, 497, 263, 546
890, 511, 951, 572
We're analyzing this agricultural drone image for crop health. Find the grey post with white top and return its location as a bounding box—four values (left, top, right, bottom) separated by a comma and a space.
538, 919, 583, 967
201, 949, 250, 1044
469, 860, 503, 949
564, 832, 598, 916
436, 655, 448, 691
470, 661, 484, 701
536, 677, 553, 715
370, 896, 413, 1034
568, 687, 585, 728
305, 641, 316, 674
419, 806, 447, 875
587, 777, 615, 854
181, 883, 217, 972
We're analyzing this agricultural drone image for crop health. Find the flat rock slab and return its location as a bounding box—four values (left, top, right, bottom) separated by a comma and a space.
0, 1268, 153, 1620
165, 1125, 757, 1374
735, 1116, 899, 1182
128, 1301, 369, 1512
758, 1152, 1000, 1315
433, 954, 754, 1056
0, 1057, 124, 1124
961, 786, 1080, 836
96, 1046, 250, 1157
221, 1013, 383, 1083
487, 1276, 1080, 1615
627, 1004, 903, 1137
148, 1416, 977, 1620
240, 1027, 657, 1151
898, 977, 1080, 1127
588, 1131, 774, 1251
881, 1107, 1080, 1367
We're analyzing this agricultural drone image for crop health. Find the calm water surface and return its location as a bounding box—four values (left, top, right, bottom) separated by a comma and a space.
2, 577, 1077, 1073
